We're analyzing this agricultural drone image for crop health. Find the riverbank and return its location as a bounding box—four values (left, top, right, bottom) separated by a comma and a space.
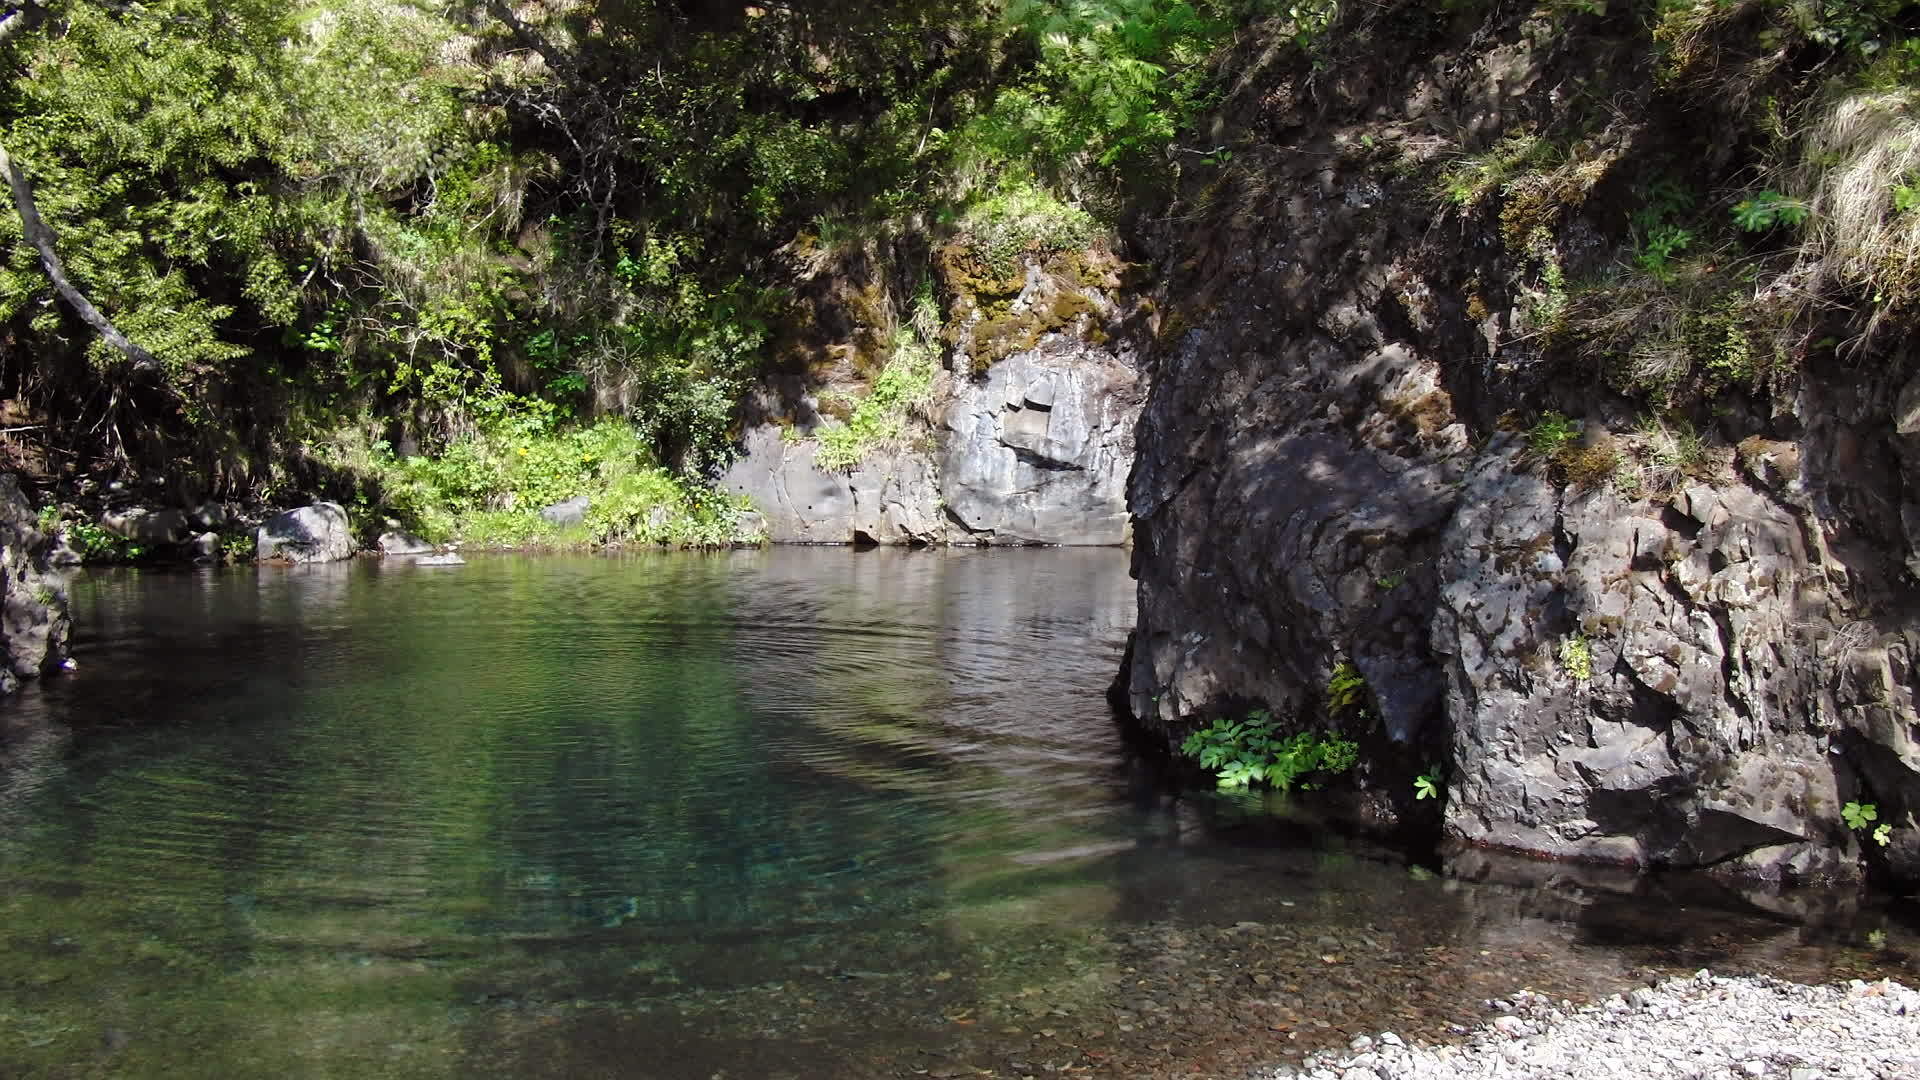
1267, 971, 1920, 1080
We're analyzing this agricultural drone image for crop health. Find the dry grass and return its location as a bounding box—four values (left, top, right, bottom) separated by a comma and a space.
1788, 89, 1920, 317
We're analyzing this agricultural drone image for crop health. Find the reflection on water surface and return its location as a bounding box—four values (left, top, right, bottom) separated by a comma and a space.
0, 549, 1912, 1078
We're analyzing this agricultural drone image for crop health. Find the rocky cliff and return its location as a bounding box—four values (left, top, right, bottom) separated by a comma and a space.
0, 474, 69, 694
721, 244, 1144, 546
1117, 3, 1920, 887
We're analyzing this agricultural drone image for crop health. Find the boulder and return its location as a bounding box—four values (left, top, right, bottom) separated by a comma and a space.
101, 506, 189, 546
188, 532, 220, 563
540, 496, 590, 527
0, 474, 70, 693
256, 503, 355, 563
734, 510, 769, 544
187, 502, 229, 531
377, 531, 435, 555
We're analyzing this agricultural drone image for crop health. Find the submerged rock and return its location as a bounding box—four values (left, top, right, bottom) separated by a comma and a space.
256, 503, 354, 563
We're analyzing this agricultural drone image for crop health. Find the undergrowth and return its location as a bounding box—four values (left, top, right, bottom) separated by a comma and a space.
814, 287, 942, 471
318, 406, 745, 548
1180, 710, 1360, 792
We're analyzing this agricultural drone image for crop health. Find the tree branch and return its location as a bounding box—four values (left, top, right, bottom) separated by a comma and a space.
0, 141, 159, 371
483, 0, 573, 78
2, 1, 157, 371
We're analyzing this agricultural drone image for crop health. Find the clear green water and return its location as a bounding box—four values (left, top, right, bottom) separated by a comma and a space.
0, 549, 1913, 1079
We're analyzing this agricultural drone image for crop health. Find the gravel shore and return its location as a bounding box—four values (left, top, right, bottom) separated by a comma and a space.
1261, 971, 1920, 1080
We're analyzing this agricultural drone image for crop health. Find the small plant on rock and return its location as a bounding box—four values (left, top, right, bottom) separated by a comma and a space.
1413, 773, 1441, 801
1526, 412, 1581, 456
1843, 800, 1892, 845
1559, 635, 1594, 681
1326, 660, 1371, 718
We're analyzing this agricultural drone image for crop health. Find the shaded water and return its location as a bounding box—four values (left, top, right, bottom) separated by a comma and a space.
0, 549, 1913, 1079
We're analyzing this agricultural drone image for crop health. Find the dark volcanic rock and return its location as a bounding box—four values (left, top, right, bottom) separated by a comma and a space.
1115, 11, 1919, 883
0, 474, 70, 693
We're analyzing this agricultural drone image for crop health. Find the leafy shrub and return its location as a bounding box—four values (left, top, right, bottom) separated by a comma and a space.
970, 0, 1233, 170
1325, 660, 1371, 717
1180, 710, 1360, 792
1843, 800, 1878, 831
345, 408, 741, 547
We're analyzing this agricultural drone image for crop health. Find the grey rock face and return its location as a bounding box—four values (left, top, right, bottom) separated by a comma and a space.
941, 339, 1141, 545
539, 496, 590, 527
0, 475, 70, 693
256, 503, 355, 563
721, 336, 1141, 546
720, 424, 945, 544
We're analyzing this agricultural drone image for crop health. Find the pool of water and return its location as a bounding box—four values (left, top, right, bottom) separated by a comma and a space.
0, 548, 1913, 1078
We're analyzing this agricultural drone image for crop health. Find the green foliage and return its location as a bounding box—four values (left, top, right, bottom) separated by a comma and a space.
1413, 773, 1441, 800
1629, 180, 1697, 283
972, 0, 1235, 170
1559, 635, 1594, 681
1436, 134, 1560, 208
1639, 414, 1709, 472
1179, 710, 1360, 792
1731, 191, 1811, 232
1843, 800, 1878, 831
1874, 822, 1894, 845
47, 513, 142, 564
338, 408, 741, 548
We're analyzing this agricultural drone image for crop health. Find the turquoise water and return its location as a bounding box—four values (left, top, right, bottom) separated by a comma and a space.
0, 549, 1912, 1078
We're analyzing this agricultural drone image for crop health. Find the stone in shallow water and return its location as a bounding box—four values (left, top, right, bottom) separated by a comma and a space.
378, 531, 434, 555
256, 503, 354, 563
